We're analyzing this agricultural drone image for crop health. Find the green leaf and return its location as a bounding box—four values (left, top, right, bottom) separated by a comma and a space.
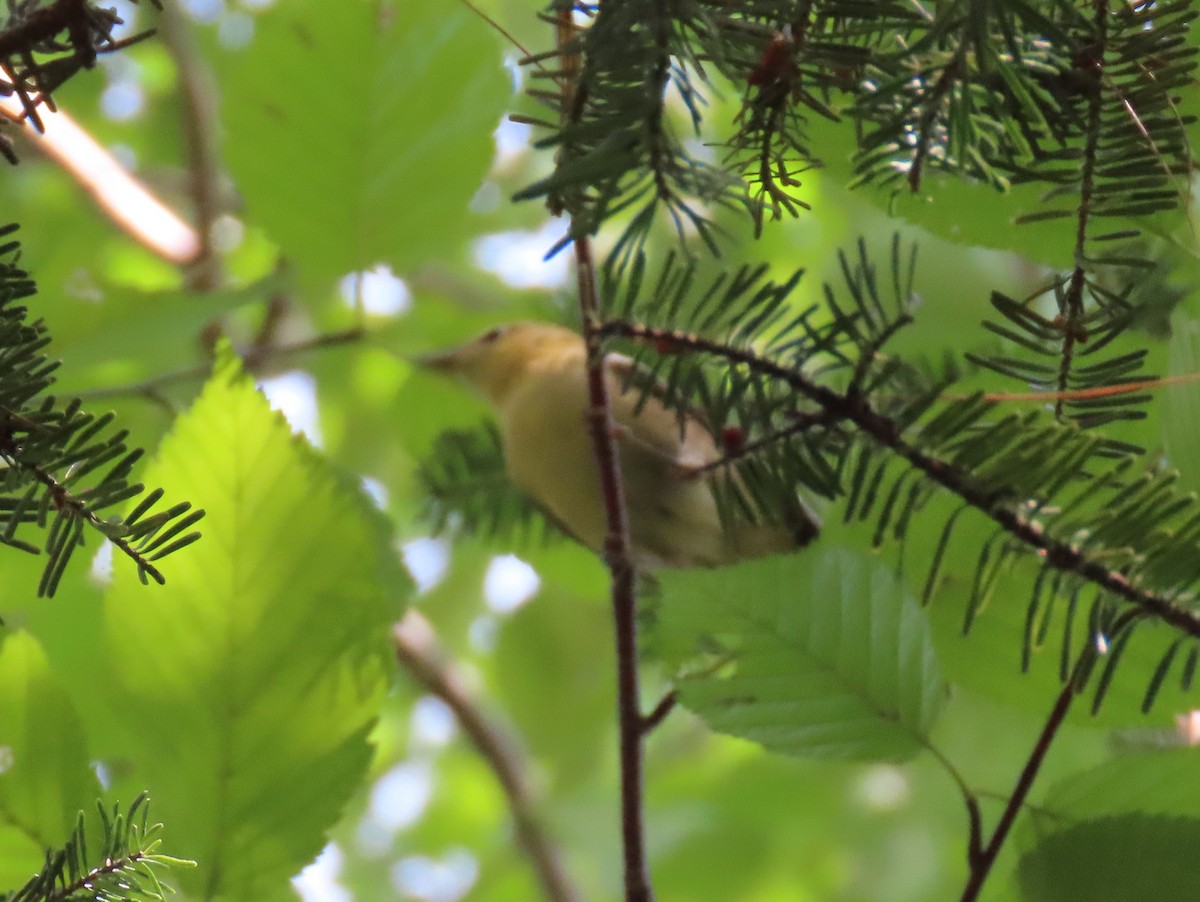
1019, 814, 1200, 902
0, 631, 96, 886
1165, 309, 1200, 493
1031, 748, 1200, 830
655, 547, 945, 761
48, 274, 284, 393
217, 0, 510, 287
97, 345, 410, 898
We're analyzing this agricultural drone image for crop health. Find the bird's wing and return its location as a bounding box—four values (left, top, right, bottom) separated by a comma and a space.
604, 352, 720, 470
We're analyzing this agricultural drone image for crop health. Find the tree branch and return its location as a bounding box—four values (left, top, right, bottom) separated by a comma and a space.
554, 5, 653, 898
77, 327, 367, 405
393, 612, 579, 902
158, 2, 224, 289
577, 237, 652, 902
956, 612, 1130, 902
599, 320, 1200, 641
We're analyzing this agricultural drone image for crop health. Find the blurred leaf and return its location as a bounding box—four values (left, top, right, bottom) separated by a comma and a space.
0, 631, 96, 886
656, 547, 946, 761
96, 345, 410, 898
493, 583, 614, 783
1165, 309, 1200, 493
1018, 814, 1200, 902
217, 0, 510, 288
49, 273, 285, 392
1030, 748, 1200, 832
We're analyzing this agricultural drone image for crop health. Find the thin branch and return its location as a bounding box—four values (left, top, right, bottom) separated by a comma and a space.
393, 612, 579, 902
599, 321, 1200, 641
578, 236, 652, 902
640, 691, 678, 736
1055, 0, 1107, 419
77, 327, 367, 403
157, 3, 223, 289
555, 4, 653, 898
956, 611, 1129, 902
19, 457, 166, 586
704, 408, 845, 477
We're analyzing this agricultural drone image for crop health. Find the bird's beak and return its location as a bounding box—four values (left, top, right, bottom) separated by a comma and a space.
413, 349, 460, 373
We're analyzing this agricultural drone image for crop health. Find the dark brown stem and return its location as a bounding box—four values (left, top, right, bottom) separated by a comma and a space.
23, 461, 167, 587
640, 691, 678, 735
690, 409, 842, 476
393, 613, 579, 902
577, 236, 652, 902
158, 3, 223, 290
958, 658, 1086, 901
553, 7, 650, 895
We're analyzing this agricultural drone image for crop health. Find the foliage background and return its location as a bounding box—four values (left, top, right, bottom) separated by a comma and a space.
3, 0, 1200, 900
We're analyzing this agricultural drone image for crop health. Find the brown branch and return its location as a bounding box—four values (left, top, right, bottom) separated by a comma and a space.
1055, 0, 1108, 419
393, 612, 579, 902
77, 327, 367, 404
690, 409, 842, 477
553, 5, 653, 898
157, 3, 223, 289
956, 614, 1127, 902
639, 691, 677, 736
577, 237, 652, 902
599, 321, 1200, 642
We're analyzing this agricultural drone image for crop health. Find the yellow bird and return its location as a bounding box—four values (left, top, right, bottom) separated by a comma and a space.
421, 322, 818, 569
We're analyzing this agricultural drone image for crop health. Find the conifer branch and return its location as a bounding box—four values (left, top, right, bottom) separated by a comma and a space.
599, 320, 1200, 642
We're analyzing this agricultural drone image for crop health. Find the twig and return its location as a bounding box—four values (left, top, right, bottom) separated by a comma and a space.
157, 3, 223, 289
577, 236, 652, 902
78, 327, 366, 403
392, 612, 578, 902
21, 459, 166, 587
599, 320, 1200, 642
640, 691, 677, 736
554, 5, 653, 898
1054, 0, 1108, 420
689, 409, 842, 477
958, 648, 1088, 901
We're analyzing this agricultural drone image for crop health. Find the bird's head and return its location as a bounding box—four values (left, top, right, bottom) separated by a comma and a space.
419, 322, 583, 408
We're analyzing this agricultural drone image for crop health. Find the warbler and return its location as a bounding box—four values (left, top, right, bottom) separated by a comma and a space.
421, 322, 819, 569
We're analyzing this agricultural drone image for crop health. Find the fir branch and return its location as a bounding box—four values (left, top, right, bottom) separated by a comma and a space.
8, 794, 190, 902
598, 320, 1200, 642
516, 0, 737, 261
0, 227, 201, 596
0, 0, 160, 153
416, 424, 555, 546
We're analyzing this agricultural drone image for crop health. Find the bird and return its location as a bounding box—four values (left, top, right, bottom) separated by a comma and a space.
420, 322, 819, 569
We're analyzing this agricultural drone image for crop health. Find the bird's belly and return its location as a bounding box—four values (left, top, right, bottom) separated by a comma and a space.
501, 384, 732, 567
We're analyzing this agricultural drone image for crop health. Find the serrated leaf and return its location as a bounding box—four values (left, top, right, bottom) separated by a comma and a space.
0, 631, 96, 887
217, 0, 509, 287
1019, 814, 1200, 902
1028, 748, 1200, 834
98, 345, 410, 898
655, 547, 945, 761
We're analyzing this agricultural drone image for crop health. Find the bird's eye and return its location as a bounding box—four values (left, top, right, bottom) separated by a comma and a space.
480, 326, 506, 344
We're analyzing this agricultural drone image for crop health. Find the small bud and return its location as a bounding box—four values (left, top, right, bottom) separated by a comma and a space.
721, 425, 745, 455
653, 336, 679, 355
